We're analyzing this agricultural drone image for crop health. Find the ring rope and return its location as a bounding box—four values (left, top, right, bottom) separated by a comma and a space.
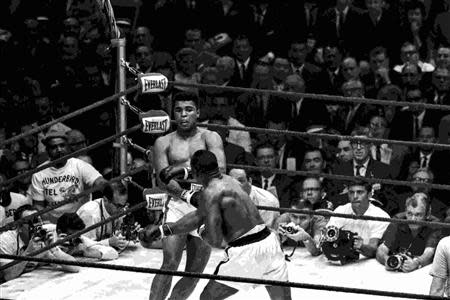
172, 81, 450, 111
0, 164, 148, 233
228, 163, 450, 192
0, 124, 141, 189
198, 122, 450, 151
1, 254, 447, 300
0, 195, 147, 271
0, 85, 139, 148
257, 205, 450, 229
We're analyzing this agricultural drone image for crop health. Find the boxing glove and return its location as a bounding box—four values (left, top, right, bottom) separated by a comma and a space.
159, 166, 190, 185
180, 190, 202, 208
138, 224, 173, 243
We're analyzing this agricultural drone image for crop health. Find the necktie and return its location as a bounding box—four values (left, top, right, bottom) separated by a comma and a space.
263, 179, 269, 190
414, 115, 419, 138
337, 11, 345, 38
355, 165, 364, 176
376, 145, 381, 161
421, 156, 428, 168
239, 63, 245, 80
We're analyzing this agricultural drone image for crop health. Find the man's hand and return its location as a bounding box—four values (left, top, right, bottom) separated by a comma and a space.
278, 223, 310, 242
109, 233, 127, 250
401, 256, 419, 273
376, 67, 391, 83
353, 235, 364, 251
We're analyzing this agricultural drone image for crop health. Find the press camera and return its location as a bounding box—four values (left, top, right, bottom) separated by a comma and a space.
321, 226, 360, 265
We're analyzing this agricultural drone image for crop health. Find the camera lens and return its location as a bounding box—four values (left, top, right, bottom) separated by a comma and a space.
386, 255, 401, 269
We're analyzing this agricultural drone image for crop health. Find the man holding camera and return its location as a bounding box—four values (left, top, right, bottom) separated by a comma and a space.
326, 180, 390, 258
0, 205, 79, 282
376, 193, 440, 272
76, 182, 129, 251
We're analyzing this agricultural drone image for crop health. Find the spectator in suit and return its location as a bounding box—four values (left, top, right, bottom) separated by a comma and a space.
287, 39, 321, 91
358, 0, 401, 61
315, 44, 344, 95
247, 0, 287, 56
399, 126, 450, 185
428, 67, 450, 105
332, 79, 376, 134
376, 84, 403, 124
287, 74, 330, 132
368, 114, 409, 179
389, 87, 435, 141
208, 116, 254, 166
174, 47, 201, 94
361, 46, 396, 98
316, 0, 363, 56
202, 94, 252, 152
230, 35, 256, 88
333, 128, 394, 209
252, 141, 300, 208
229, 168, 279, 229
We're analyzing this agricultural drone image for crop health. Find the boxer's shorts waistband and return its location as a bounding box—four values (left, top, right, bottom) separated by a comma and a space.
228, 227, 271, 248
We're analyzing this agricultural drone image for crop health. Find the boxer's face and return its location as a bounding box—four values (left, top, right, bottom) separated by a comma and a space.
174, 100, 199, 130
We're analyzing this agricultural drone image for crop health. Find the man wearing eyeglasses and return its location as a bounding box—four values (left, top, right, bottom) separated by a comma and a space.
332, 128, 394, 211
76, 182, 129, 251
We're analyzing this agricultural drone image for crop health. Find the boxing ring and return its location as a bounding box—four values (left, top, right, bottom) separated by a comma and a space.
0, 246, 434, 300
1, 40, 450, 299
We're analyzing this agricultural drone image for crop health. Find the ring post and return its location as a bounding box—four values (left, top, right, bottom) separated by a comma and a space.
112, 38, 128, 175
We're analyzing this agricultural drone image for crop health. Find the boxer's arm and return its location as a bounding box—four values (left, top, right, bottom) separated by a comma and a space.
205, 131, 226, 173
203, 189, 223, 248
153, 137, 184, 198
168, 210, 204, 235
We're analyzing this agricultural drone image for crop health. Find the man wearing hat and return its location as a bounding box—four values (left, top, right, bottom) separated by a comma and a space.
28, 130, 107, 223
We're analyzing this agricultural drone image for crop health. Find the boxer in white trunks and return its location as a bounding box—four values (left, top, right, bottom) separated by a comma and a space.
141, 150, 290, 300
145, 92, 225, 300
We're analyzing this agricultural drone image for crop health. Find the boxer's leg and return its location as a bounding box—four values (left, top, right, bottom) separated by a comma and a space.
150, 234, 186, 300
265, 286, 292, 300
168, 235, 211, 300
200, 280, 238, 300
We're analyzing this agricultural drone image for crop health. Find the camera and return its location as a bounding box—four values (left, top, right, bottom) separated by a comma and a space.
386, 250, 412, 271
120, 215, 140, 242
30, 218, 48, 240
280, 224, 298, 234
321, 226, 359, 265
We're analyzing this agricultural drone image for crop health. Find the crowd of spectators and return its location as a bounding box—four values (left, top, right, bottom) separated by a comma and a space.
0, 0, 450, 294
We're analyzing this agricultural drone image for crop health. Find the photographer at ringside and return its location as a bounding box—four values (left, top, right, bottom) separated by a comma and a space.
376, 193, 440, 272
276, 198, 329, 256
0, 205, 79, 282
326, 180, 390, 259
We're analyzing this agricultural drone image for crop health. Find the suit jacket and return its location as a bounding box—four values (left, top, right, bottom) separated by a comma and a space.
229, 56, 257, 88
289, 97, 330, 132
316, 5, 364, 56
251, 174, 301, 208
357, 10, 401, 60
332, 158, 395, 209
399, 150, 450, 184
332, 103, 378, 135
389, 109, 436, 141
224, 142, 255, 166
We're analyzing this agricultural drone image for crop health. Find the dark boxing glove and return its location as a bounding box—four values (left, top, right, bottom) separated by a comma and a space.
180, 190, 202, 208
138, 224, 173, 243
159, 166, 191, 185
